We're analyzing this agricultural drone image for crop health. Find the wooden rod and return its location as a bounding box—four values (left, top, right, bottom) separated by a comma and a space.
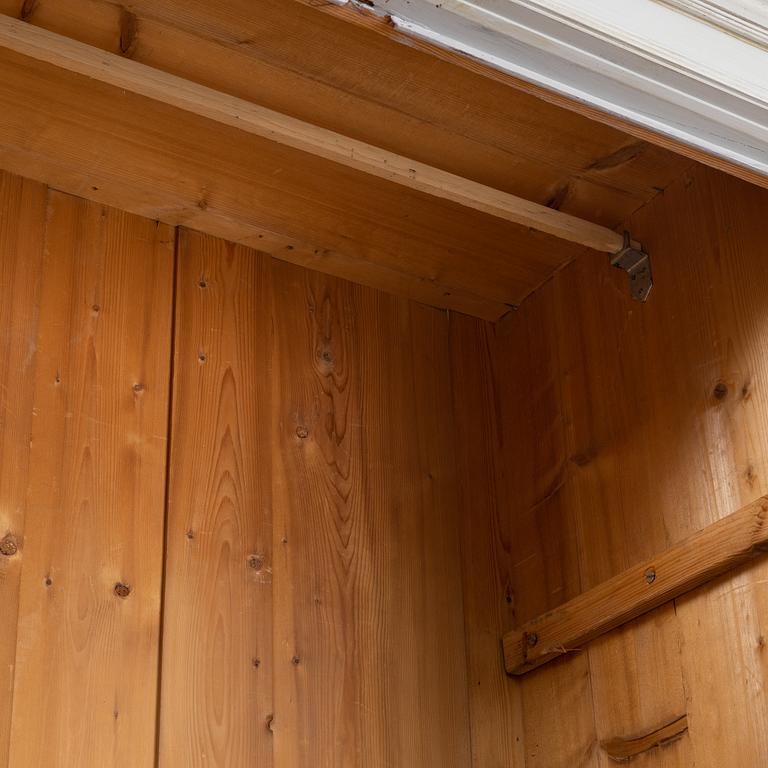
0, 15, 626, 254
504, 495, 768, 675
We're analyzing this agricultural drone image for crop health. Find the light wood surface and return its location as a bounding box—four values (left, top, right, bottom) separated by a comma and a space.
505, 495, 768, 673
451, 290, 596, 767
268, 255, 470, 767
7, 191, 175, 767
0, 0, 693, 319
0, 175, 474, 766
158, 231, 274, 764
304, 0, 768, 192
453, 162, 768, 766
0, 173, 47, 765
0, 15, 627, 254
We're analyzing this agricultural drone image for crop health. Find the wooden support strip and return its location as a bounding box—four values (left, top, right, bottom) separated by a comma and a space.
0, 15, 626, 255
504, 495, 768, 674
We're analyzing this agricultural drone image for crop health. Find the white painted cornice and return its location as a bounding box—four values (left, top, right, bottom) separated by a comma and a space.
355, 0, 768, 177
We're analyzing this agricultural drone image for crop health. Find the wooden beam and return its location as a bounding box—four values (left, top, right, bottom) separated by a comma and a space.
0, 14, 626, 255
504, 495, 768, 674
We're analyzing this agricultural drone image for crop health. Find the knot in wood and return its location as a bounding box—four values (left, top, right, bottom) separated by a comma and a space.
0, 535, 18, 557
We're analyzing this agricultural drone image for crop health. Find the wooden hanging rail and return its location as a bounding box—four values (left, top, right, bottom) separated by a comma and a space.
0, 15, 628, 255
504, 495, 768, 675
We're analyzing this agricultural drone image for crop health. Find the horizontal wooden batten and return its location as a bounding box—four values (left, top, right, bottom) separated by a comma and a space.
504, 495, 768, 674
0, 15, 625, 255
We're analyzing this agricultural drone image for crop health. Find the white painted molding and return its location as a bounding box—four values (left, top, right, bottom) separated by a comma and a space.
657, 0, 768, 46
362, 0, 768, 178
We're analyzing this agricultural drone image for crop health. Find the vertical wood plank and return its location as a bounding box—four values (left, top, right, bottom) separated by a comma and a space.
461, 163, 768, 767
451, 289, 598, 768
449, 314, 526, 768
551, 243, 694, 768
270, 263, 471, 766
158, 229, 273, 766
624, 166, 768, 767
0, 171, 48, 765
7, 192, 174, 768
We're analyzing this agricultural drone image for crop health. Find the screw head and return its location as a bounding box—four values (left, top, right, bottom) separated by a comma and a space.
645, 568, 656, 585
114, 582, 131, 599
526, 632, 539, 648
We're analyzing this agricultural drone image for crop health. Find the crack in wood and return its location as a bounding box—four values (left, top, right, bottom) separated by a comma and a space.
601, 714, 688, 761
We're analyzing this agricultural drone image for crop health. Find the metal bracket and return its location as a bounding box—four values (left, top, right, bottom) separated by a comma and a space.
611, 232, 652, 302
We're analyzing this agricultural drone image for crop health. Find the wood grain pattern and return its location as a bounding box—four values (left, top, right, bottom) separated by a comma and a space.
7, 192, 174, 768
0, 14, 627, 255
455, 162, 768, 766
270, 260, 471, 767
0, 0, 696, 319
301, 0, 768, 192
0, 171, 47, 765
159, 230, 274, 766
0, 0, 690, 224
450, 286, 597, 767
601, 714, 688, 760
0, 43, 574, 321
505, 495, 768, 673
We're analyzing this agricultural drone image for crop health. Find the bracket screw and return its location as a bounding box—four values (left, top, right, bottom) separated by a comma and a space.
645, 568, 656, 585
527, 632, 539, 648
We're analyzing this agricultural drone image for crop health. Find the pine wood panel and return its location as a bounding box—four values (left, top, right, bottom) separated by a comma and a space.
0, 0, 691, 228
0, 0, 698, 320
0, 43, 584, 321
159, 230, 274, 766
301, 0, 768, 193
0, 15, 633, 256
0, 171, 47, 765
270, 260, 471, 766
455, 162, 768, 767
619, 164, 768, 767
7, 192, 174, 768
450, 290, 597, 768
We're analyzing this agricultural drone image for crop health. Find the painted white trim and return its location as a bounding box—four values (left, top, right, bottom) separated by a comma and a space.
366, 0, 768, 177
657, 0, 768, 47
